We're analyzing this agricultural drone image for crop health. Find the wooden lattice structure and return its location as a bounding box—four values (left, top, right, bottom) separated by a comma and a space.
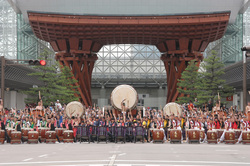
28, 12, 230, 106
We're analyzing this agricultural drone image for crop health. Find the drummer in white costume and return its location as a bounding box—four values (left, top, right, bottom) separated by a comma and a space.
218, 116, 232, 143
172, 115, 183, 142
237, 115, 249, 143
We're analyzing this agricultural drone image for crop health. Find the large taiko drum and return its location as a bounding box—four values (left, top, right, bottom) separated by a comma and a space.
28, 131, 39, 144
187, 129, 200, 143
63, 130, 74, 143
10, 131, 22, 144
163, 102, 182, 116
32, 109, 44, 118
56, 128, 65, 142
225, 130, 235, 144
0, 130, 5, 144
207, 130, 217, 144
45, 131, 56, 143
152, 129, 164, 143
169, 129, 181, 143
111, 85, 138, 110
41, 128, 50, 142
66, 101, 84, 118
242, 131, 250, 144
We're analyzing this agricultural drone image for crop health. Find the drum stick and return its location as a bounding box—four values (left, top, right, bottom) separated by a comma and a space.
39, 91, 41, 100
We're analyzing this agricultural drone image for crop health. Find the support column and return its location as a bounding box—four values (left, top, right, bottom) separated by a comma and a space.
56, 53, 98, 107
157, 38, 205, 103
51, 38, 103, 107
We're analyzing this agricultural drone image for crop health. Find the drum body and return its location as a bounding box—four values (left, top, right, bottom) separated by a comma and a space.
32, 109, 44, 118
45, 131, 56, 143
0, 130, 5, 144
217, 129, 224, 139
63, 130, 74, 143
11, 131, 21, 144
234, 129, 241, 141
225, 131, 235, 144
242, 131, 250, 144
41, 128, 50, 142
207, 130, 217, 144
56, 128, 64, 142
28, 131, 39, 144
169, 129, 181, 143
187, 129, 200, 143
152, 129, 164, 143
21, 128, 32, 141
200, 130, 205, 140
111, 85, 138, 110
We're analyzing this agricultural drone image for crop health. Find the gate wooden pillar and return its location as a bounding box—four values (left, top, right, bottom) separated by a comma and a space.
51, 38, 103, 107
56, 53, 98, 107
157, 38, 206, 103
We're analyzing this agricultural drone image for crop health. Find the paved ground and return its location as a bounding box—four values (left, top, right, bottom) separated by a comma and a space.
0, 142, 249, 166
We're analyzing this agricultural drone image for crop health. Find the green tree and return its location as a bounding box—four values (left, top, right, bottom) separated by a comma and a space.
57, 65, 80, 103
177, 59, 200, 104
24, 50, 79, 106
197, 50, 234, 105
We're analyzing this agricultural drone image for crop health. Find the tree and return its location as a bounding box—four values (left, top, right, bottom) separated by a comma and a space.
197, 50, 234, 105
177, 59, 200, 104
57, 65, 80, 103
24, 50, 80, 106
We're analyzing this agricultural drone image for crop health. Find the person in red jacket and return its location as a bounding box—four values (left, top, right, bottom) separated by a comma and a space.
214, 118, 221, 129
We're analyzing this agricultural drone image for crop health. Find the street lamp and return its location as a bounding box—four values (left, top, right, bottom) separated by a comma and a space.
241, 46, 250, 112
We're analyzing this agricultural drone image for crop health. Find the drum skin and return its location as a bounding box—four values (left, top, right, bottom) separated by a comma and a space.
217, 129, 224, 139
188, 129, 200, 143
66, 101, 84, 118
163, 102, 182, 116
0, 130, 5, 144
152, 129, 164, 143
170, 129, 181, 143
111, 85, 138, 110
11, 131, 22, 144
56, 128, 65, 141
41, 128, 50, 142
28, 131, 39, 144
200, 130, 205, 140
45, 131, 56, 143
207, 130, 217, 144
63, 130, 74, 143
242, 131, 250, 144
225, 131, 235, 144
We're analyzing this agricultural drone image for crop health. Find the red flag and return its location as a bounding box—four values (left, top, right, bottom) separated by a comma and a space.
226, 96, 233, 101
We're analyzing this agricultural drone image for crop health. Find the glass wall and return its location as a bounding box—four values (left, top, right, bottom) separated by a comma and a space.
205, 14, 243, 66
17, 14, 54, 65
0, 0, 17, 59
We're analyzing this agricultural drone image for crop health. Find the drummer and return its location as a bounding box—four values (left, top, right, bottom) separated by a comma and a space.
40, 116, 47, 128
237, 115, 248, 143
218, 116, 232, 143
172, 115, 182, 143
